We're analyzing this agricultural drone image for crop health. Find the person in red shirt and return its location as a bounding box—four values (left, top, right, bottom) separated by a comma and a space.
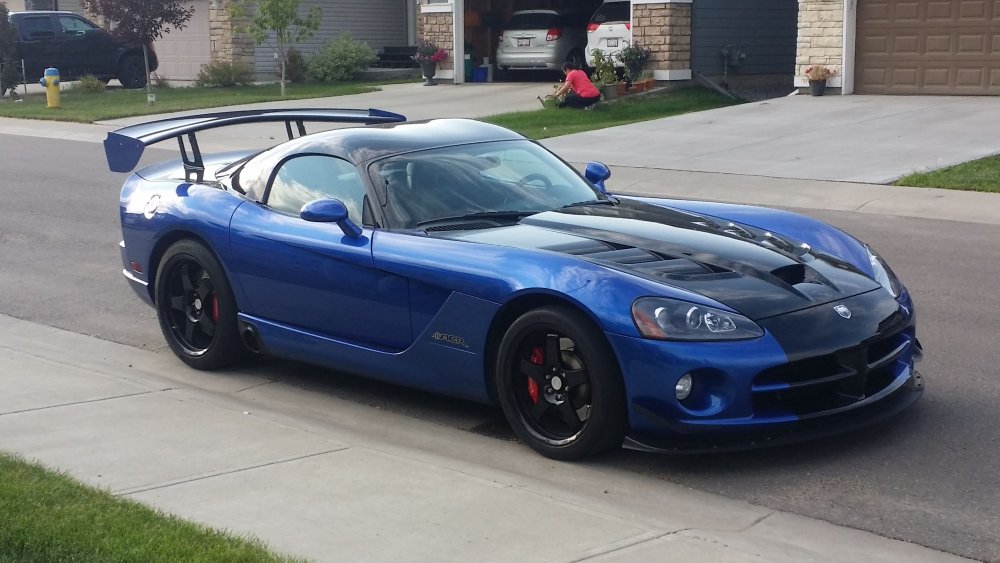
552, 62, 601, 109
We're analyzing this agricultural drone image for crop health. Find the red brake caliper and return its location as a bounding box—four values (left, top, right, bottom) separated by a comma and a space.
211, 294, 220, 324
527, 346, 545, 404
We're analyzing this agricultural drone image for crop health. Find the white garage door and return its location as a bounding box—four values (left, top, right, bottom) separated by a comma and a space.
153, 0, 210, 82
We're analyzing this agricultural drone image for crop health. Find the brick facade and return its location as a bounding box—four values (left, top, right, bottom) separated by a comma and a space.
210, 0, 255, 67
632, 3, 692, 73
796, 0, 843, 79
420, 12, 454, 72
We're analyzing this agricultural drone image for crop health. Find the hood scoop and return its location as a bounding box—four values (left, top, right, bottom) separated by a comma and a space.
543, 239, 734, 282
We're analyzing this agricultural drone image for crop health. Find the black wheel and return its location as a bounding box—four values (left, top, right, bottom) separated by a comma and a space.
495, 305, 626, 459
155, 240, 245, 370
117, 55, 146, 89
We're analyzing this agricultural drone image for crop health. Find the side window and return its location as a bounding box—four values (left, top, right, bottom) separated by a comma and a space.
59, 16, 97, 34
265, 155, 366, 223
20, 16, 55, 40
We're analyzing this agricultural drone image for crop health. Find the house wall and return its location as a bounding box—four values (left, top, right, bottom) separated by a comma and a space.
253, 0, 408, 79
796, 0, 843, 83
632, 1, 692, 81
692, 0, 797, 77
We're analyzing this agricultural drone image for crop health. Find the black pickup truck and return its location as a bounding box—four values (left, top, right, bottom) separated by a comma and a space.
6, 10, 157, 88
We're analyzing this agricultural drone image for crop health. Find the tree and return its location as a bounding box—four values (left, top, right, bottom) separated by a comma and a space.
81, 0, 194, 96
231, 0, 321, 97
0, 1, 20, 99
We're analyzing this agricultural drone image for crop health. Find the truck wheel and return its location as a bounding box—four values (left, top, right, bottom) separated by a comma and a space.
118, 55, 146, 89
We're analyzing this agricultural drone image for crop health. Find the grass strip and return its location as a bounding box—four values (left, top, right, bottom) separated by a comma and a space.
482, 86, 739, 140
0, 452, 302, 563
894, 154, 1000, 193
0, 80, 415, 123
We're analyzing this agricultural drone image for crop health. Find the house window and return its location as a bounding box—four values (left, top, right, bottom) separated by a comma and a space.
26, 0, 59, 10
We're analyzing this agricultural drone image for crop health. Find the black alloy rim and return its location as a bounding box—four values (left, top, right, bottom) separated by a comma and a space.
162, 259, 219, 355
511, 331, 593, 445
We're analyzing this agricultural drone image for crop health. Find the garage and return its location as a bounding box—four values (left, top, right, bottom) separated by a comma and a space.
856, 0, 1000, 94
152, 0, 210, 82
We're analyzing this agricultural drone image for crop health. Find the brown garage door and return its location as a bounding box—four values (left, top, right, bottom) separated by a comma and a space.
856, 0, 1000, 94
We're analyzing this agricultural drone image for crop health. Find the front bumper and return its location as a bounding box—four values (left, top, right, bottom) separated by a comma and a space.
608, 289, 923, 452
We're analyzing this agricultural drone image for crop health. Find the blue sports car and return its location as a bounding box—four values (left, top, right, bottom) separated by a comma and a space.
106, 109, 923, 459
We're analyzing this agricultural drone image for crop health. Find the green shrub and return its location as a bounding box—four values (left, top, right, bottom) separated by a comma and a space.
193, 61, 255, 88
307, 34, 376, 82
284, 47, 307, 84
0, 2, 21, 98
70, 74, 107, 94
151, 72, 173, 89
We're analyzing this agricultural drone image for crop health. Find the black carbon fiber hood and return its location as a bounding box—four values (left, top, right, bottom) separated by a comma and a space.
440, 199, 883, 320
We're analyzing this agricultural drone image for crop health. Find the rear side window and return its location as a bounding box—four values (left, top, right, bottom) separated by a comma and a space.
18, 15, 55, 40
505, 12, 560, 30
590, 1, 631, 24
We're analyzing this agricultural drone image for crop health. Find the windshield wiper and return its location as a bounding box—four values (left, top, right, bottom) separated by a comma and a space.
559, 198, 618, 209
416, 210, 539, 228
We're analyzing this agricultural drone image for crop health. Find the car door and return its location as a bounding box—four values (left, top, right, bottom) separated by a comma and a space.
228, 154, 411, 349
56, 14, 117, 78
14, 14, 61, 79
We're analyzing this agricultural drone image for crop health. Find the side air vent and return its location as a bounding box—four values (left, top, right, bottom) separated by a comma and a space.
425, 221, 507, 231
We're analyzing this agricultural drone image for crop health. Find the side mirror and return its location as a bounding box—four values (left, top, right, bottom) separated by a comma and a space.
300, 198, 363, 238
585, 162, 612, 194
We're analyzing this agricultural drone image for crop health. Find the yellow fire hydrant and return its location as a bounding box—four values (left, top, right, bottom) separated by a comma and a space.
39, 67, 60, 109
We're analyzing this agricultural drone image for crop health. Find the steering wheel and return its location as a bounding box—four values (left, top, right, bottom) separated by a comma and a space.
518, 173, 552, 189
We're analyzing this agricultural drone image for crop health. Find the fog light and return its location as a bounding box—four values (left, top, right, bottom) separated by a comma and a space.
675, 374, 693, 401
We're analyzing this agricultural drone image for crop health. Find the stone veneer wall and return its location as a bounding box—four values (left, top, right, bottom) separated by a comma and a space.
796, 0, 843, 77
632, 3, 692, 73
210, 0, 256, 67
420, 12, 454, 72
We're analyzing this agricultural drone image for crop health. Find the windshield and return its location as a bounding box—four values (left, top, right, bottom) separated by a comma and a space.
369, 140, 606, 229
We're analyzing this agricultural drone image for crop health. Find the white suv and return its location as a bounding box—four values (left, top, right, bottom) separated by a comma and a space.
585, 0, 632, 68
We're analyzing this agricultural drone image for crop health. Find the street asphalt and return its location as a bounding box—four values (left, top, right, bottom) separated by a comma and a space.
1, 82, 997, 562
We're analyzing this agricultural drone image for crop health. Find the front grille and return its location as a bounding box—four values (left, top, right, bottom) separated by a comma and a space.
752, 328, 914, 417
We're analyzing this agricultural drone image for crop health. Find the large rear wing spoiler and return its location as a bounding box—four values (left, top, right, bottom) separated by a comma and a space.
103, 107, 407, 176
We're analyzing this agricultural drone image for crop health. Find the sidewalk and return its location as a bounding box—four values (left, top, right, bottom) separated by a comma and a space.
0, 314, 970, 562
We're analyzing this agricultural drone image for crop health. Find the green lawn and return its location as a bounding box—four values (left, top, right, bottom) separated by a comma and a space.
482, 87, 739, 139
0, 453, 302, 563
894, 154, 1000, 193
0, 80, 414, 123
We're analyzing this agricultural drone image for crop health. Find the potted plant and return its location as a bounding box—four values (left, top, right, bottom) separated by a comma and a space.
413, 40, 448, 86
590, 48, 619, 100
804, 65, 836, 96
633, 70, 655, 93
616, 41, 651, 84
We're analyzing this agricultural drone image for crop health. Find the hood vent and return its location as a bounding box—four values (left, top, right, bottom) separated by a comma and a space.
541, 239, 725, 281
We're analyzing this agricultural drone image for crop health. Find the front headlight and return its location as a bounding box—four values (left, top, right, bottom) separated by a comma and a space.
866, 245, 901, 298
632, 297, 764, 341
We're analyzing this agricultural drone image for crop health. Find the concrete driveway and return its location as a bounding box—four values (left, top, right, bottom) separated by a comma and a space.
544, 94, 1000, 184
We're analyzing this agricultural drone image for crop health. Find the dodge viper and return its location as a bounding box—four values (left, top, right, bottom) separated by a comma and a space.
105, 108, 923, 459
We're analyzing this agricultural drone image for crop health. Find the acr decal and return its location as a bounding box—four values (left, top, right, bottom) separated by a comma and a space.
431, 331, 469, 349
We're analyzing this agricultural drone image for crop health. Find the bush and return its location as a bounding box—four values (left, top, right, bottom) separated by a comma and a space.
151, 72, 173, 89
0, 2, 20, 98
283, 46, 307, 84
69, 74, 107, 94
193, 61, 255, 88
307, 34, 376, 82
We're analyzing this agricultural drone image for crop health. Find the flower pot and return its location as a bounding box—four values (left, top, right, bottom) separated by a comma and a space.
809, 79, 827, 97
420, 61, 438, 86
600, 84, 617, 100
615, 82, 628, 97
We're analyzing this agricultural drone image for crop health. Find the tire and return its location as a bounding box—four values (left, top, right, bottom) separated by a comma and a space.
155, 240, 246, 370
117, 54, 146, 89
495, 305, 627, 460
